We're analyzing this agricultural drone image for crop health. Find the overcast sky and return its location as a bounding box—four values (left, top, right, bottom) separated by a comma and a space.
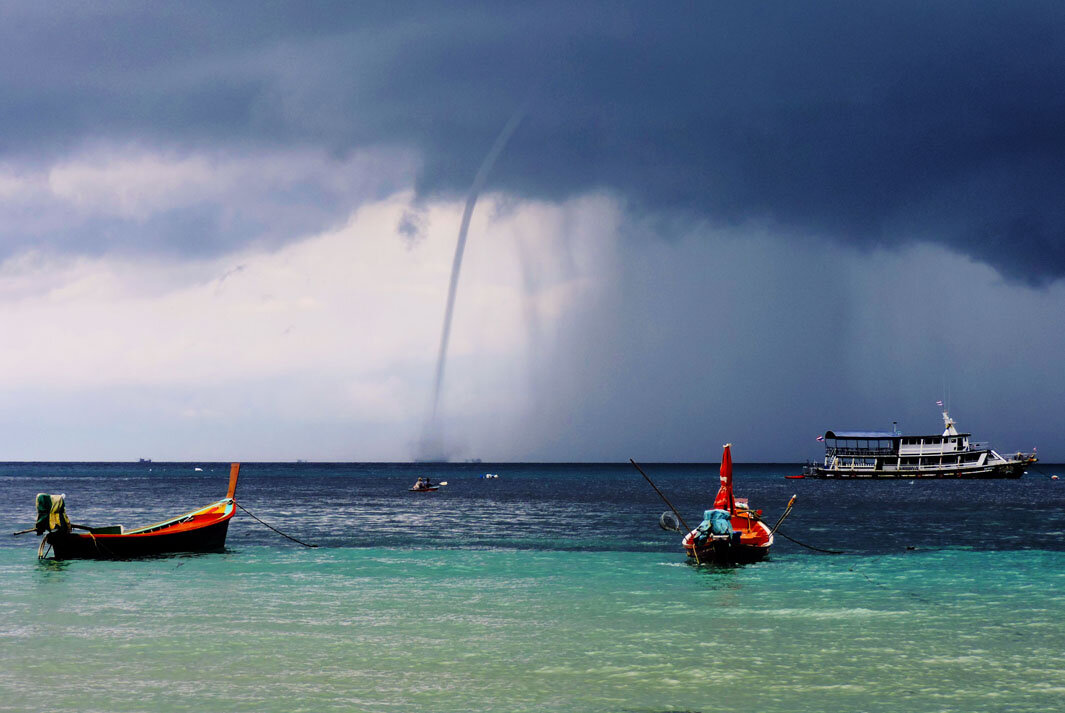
1, 1, 1063, 461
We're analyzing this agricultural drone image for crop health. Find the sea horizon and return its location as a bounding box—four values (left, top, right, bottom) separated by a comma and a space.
4, 460, 1064, 712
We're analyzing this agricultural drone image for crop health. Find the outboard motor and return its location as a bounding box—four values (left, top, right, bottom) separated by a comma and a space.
35, 493, 70, 536
35, 493, 71, 559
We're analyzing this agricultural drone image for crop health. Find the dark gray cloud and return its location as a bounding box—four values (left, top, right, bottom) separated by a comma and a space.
3, 1, 1065, 281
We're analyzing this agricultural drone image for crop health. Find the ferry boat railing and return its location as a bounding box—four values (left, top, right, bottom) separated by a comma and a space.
824, 445, 896, 456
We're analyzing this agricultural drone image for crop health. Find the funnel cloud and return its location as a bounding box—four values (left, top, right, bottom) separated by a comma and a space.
2, 2, 1064, 461
420, 104, 528, 460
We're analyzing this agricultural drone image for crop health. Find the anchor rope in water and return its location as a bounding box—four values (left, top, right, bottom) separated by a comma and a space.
749, 510, 844, 555
236, 503, 318, 548
771, 528, 845, 554
1028, 465, 1060, 479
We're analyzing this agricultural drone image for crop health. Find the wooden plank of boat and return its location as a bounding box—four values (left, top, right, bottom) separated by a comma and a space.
46, 464, 240, 560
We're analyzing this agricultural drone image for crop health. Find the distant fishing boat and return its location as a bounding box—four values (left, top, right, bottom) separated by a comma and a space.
681, 444, 788, 564
24, 464, 240, 559
803, 409, 1036, 479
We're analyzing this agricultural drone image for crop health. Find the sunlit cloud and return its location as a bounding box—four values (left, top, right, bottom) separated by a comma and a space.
0, 190, 620, 460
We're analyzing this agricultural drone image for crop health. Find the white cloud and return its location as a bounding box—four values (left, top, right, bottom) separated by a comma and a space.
0, 190, 621, 460
0, 144, 419, 260
1, 166, 1062, 462
44, 146, 413, 221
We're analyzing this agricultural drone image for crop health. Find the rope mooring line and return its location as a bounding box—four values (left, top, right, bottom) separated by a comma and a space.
236, 502, 318, 548
749, 510, 844, 555
772, 529, 845, 555
1028, 465, 1060, 479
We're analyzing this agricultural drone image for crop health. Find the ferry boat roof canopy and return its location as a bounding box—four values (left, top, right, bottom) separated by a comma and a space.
823, 430, 972, 439
824, 430, 898, 439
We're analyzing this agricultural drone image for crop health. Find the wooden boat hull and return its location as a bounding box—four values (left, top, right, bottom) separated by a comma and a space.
682, 515, 773, 565
33, 463, 241, 561
685, 540, 770, 565
49, 517, 232, 559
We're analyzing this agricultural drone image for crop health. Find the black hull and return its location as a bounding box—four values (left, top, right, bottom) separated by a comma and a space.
687, 542, 770, 565
49, 519, 231, 560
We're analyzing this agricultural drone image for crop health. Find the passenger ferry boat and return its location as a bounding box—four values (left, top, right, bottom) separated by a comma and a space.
803, 410, 1036, 479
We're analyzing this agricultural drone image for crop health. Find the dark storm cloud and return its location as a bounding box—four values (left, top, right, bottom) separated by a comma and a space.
3, 1, 1065, 281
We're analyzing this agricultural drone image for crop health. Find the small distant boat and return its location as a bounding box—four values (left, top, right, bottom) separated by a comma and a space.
785, 474, 805, 479
138, 458, 151, 463
26, 464, 240, 560
409, 477, 441, 492
681, 445, 781, 564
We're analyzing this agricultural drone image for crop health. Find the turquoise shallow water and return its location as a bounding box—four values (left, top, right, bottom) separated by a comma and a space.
2, 462, 1065, 712
2, 546, 1064, 713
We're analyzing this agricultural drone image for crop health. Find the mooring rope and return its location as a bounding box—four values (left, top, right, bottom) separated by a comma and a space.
37, 533, 51, 559
772, 529, 845, 555
749, 510, 844, 555
1028, 465, 1060, 479
236, 502, 318, 548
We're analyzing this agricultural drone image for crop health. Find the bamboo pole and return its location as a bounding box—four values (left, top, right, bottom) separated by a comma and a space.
630, 459, 701, 564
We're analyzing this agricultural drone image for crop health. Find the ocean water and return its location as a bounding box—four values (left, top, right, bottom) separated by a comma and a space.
2, 462, 1064, 712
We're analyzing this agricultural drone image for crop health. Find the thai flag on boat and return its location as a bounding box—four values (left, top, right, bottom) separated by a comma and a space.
815, 435, 824, 442
936, 400, 944, 406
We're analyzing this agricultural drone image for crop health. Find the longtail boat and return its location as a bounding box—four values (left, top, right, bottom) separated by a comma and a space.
30, 464, 240, 560
681, 445, 775, 564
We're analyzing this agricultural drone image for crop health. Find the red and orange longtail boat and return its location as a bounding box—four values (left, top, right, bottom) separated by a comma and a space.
32, 463, 240, 560
681, 445, 777, 564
